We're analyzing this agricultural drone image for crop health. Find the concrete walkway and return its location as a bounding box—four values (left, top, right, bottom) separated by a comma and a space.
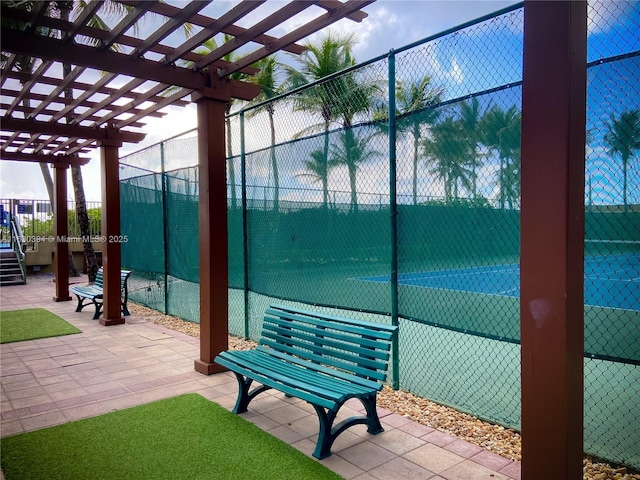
1, 273, 521, 480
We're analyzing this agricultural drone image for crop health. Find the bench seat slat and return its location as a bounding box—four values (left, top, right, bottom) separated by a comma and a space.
243, 349, 375, 395
263, 321, 390, 361
227, 350, 375, 399
70, 286, 102, 295
266, 306, 395, 341
216, 352, 340, 410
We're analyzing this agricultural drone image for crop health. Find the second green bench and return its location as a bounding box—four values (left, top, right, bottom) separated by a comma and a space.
70, 267, 131, 320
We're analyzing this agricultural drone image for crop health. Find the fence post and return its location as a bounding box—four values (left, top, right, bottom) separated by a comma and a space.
160, 140, 169, 314
388, 50, 400, 390
240, 111, 250, 339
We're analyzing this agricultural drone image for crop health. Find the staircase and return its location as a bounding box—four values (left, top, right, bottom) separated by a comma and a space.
0, 214, 26, 286
0, 249, 26, 286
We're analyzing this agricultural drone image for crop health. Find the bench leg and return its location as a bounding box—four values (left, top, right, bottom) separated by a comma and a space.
74, 295, 85, 313
230, 372, 271, 414
312, 405, 339, 460
311, 394, 384, 460
361, 394, 384, 435
92, 300, 103, 320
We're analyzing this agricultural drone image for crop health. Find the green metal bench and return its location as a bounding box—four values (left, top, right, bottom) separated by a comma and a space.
214, 303, 398, 459
70, 267, 131, 320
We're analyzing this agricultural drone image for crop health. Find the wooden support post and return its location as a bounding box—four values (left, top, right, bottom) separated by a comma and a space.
53, 163, 71, 302
521, 1, 587, 479
193, 82, 230, 375
99, 138, 125, 326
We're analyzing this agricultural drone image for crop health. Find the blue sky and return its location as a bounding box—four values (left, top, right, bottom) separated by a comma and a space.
0, 0, 521, 202
2, 0, 638, 205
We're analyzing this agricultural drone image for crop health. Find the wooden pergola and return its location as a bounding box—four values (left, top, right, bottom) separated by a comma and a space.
1, 2, 587, 478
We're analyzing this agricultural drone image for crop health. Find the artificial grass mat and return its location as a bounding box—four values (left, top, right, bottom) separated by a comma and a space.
0, 393, 344, 480
0, 308, 81, 343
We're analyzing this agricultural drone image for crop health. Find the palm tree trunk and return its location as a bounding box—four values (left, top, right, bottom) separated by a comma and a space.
39, 163, 55, 206
322, 118, 330, 210
71, 165, 98, 280
622, 156, 628, 213
345, 128, 358, 214
269, 109, 279, 213
412, 126, 419, 205
499, 157, 505, 210
472, 158, 477, 199
226, 107, 237, 210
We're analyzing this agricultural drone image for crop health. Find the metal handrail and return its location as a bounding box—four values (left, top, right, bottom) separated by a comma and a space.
10, 216, 25, 260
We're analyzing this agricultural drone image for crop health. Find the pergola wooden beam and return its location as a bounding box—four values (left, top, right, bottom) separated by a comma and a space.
0, 151, 90, 166
3, 60, 52, 119
1, 29, 207, 90
1, 117, 146, 144
1, 72, 189, 110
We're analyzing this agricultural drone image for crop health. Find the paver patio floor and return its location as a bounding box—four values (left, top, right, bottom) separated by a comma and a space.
1, 273, 521, 480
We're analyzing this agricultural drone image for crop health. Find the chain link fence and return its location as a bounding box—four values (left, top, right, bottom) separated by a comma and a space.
120, 1, 639, 469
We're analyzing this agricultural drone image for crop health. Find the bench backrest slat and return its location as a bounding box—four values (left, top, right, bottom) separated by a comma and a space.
94, 268, 131, 290
264, 316, 391, 351
266, 306, 395, 341
259, 304, 398, 383
261, 329, 387, 371
255, 346, 383, 390
262, 320, 390, 361
260, 337, 388, 382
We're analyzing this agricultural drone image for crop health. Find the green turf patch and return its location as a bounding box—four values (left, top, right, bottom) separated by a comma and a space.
0, 308, 81, 344
0, 393, 344, 480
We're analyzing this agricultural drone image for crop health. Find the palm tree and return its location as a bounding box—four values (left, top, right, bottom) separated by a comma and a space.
331, 66, 381, 213
479, 105, 521, 209
283, 32, 357, 210
50, 0, 151, 280
423, 116, 475, 203
56, 0, 117, 280
187, 36, 247, 209
48, 0, 186, 280
458, 97, 483, 199
603, 109, 640, 212
329, 131, 382, 212
1, 2, 56, 208
396, 77, 443, 205
3, 0, 109, 279
246, 56, 282, 212
296, 149, 330, 205
329, 129, 382, 212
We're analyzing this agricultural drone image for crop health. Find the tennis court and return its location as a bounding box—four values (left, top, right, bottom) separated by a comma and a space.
358, 251, 640, 311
